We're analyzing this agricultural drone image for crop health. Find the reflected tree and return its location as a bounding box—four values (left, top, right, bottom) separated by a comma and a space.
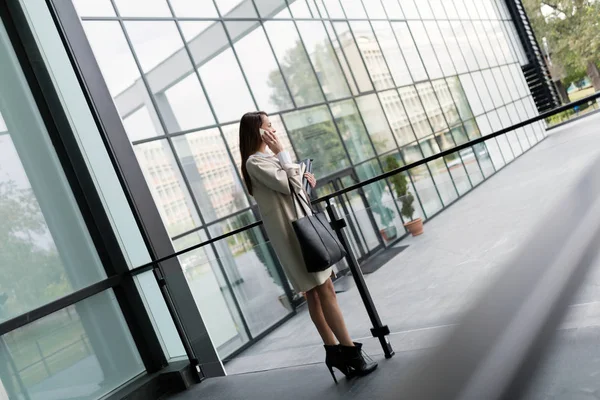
0, 179, 68, 319
267, 41, 348, 178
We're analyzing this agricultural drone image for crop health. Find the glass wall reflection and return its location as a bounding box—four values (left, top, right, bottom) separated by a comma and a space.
76, 0, 544, 358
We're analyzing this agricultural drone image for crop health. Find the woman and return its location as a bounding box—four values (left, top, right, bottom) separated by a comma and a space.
239, 111, 377, 383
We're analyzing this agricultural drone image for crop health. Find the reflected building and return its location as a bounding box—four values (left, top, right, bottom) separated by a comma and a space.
0, 1, 554, 398
77, 0, 548, 360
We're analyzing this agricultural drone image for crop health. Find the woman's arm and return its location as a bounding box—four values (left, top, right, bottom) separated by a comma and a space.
246, 156, 305, 195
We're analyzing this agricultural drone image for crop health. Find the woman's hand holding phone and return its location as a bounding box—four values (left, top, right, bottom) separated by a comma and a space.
261, 129, 283, 155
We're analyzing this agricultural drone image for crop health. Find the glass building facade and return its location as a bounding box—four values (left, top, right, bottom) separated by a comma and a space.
0, 0, 548, 398
72, 0, 546, 359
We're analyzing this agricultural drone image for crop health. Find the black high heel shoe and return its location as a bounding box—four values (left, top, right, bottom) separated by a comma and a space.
325, 342, 378, 383
324, 345, 347, 384
339, 342, 378, 378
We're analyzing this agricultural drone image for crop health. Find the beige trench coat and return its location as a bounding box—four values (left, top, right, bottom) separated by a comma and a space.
246, 154, 333, 293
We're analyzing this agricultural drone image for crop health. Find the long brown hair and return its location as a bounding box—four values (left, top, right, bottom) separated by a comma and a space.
239, 111, 267, 196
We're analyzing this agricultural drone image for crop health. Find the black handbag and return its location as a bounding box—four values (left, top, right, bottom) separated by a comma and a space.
289, 184, 347, 273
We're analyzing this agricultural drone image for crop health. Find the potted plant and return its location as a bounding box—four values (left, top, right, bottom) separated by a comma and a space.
385, 156, 424, 237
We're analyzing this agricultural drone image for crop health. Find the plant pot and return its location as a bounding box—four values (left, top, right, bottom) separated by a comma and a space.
380, 226, 398, 242
404, 218, 424, 236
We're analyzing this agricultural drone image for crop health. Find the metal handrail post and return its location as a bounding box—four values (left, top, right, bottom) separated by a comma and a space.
325, 199, 395, 359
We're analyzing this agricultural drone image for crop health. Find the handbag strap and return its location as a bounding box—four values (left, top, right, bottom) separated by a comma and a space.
289, 182, 314, 219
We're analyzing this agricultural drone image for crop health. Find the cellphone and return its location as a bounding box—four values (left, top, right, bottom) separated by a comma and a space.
259, 128, 269, 138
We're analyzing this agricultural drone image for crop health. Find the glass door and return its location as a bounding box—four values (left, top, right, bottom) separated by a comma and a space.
314, 168, 384, 263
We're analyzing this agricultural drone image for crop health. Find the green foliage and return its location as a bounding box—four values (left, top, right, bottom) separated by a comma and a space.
0, 179, 70, 319
385, 156, 415, 222
523, 0, 600, 88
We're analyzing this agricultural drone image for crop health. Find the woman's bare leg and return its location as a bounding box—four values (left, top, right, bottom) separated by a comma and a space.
313, 279, 354, 347
305, 290, 337, 345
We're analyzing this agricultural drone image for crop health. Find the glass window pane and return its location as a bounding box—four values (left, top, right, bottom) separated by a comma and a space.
198, 48, 256, 123
497, 106, 523, 156
407, 164, 443, 217
227, 22, 294, 112
415, 0, 434, 19
332, 22, 374, 93
254, 0, 289, 18
501, 65, 520, 102
474, 0, 489, 19
461, 143, 489, 183
423, 21, 456, 77
399, 86, 434, 139
323, 22, 360, 95
427, 0, 447, 19
0, 291, 144, 400
473, 21, 499, 67
123, 107, 161, 142
401, 0, 420, 19
432, 79, 461, 127
492, 67, 512, 105
182, 22, 256, 123
511, 64, 530, 98
487, 110, 515, 162
453, 0, 469, 17
481, 69, 503, 108
134, 140, 201, 236
471, 71, 494, 112
409, 21, 443, 79
162, 73, 216, 132
169, 0, 218, 17
416, 82, 448, 133
125, 22, 221, 131
282, 106, 350, 177
0, 45, 108, 320
356, 94, 397, 154
381, 0, 404, 19
446, 76, 474, 121
264, 21, 324, 107
442, 0, 459, 19
439, 21, 468, 74
339, 0, 367, 18
330, 100, 376, 163
412, 136, 458, 206
215, 0, 258, 17
462, 21, 488, 69
391, 22, 428, 81
484, 22, 506, 65
72, 0, 115, 17
458, 74, 483, 116
173, 129, 249, 223
124, 21, 184, 73
209, 218, 292, 336
135, 271, 185, 359
350, 21, 394, 90
378, 89, 416, 147
114, 0, 171, 16
296, 21, 352, 100
463, 0, 480, 19
174, 230, 249, 357
363, 0, 387, 19
322, 0, 345, 18
81, 21, 143, 97
450, 21, 479, 71
289, 0, 312, 18
476, 115, 506, 170
495, 22, 516, 63
371, 21, 412, 87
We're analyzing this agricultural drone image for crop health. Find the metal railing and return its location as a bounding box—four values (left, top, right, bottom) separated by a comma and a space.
127, 91, 600, 370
